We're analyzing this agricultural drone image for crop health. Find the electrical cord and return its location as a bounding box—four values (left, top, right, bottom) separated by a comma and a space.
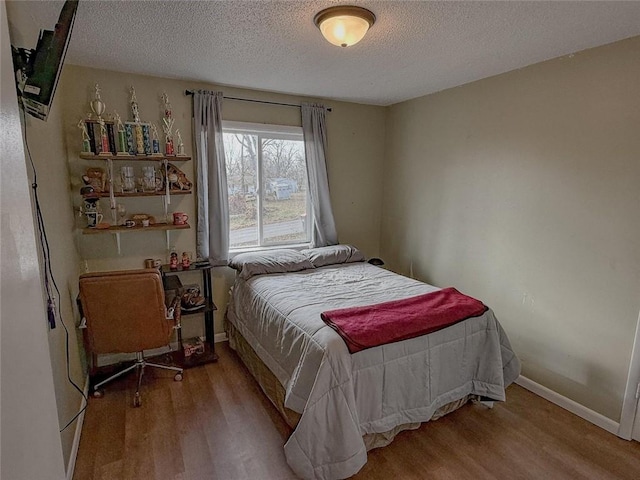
21, 108, 88, 432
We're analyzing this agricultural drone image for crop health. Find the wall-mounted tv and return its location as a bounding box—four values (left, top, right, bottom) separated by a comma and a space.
11, 0, 78, 121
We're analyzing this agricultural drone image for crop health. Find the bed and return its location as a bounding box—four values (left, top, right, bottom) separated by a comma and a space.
225, 246, 520, 480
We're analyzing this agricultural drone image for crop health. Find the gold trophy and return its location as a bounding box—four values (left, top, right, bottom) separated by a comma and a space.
92, 84, 111, 156
90, 83, 106, 119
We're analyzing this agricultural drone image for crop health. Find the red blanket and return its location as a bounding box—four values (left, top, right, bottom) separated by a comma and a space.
321, 287, 488, 353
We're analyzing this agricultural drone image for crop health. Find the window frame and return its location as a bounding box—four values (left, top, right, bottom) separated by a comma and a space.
222, 121, 312, 252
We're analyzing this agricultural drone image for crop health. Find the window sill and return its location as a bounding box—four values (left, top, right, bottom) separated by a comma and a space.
228, 242, 312, 259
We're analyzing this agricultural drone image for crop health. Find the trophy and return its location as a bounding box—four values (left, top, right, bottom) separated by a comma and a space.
129, 86, 145, 155
97, 118, 111, 156
90, 83, 106, 119
161, 92, 175, 155
92, 84, 111, 155
175, 129, 186, 156
113, 111, 129, 155
78, 119, 91, 153
150, 123, 162, 156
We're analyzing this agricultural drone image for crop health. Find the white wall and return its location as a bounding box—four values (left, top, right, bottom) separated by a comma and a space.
0, 2, 67, 478
381, 36, 640, 421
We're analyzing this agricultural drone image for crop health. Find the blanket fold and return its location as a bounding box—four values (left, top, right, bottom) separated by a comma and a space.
321, 287, 488, 353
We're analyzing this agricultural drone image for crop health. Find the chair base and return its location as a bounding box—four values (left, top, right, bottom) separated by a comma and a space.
92, 351, 183, 407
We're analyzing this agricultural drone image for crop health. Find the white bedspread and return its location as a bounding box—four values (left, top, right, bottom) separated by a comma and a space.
226, 262, 520, 480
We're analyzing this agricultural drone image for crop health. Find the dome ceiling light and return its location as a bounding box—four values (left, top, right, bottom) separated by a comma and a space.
313, 5, 376, 48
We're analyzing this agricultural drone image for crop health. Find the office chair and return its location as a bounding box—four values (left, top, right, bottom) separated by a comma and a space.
78, 269, 183, 407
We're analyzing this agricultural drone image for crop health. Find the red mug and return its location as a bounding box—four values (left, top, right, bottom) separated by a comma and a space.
173, 212, 189, 225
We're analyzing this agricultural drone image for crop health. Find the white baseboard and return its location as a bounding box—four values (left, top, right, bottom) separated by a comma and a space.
214, 332, 228, 343
515, 375, 620, 436
66, 375, 90, 480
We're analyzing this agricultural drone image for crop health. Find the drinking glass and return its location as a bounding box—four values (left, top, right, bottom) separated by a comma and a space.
121, 166, 135, 193
142, 166, 156, 192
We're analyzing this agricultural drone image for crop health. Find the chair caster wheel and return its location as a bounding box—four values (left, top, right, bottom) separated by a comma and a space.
174, 372, 183, 382
92, 389, 103, 398
133, 393, 141, 408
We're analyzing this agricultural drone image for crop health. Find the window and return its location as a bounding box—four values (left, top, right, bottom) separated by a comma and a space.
223, 121, 311, 250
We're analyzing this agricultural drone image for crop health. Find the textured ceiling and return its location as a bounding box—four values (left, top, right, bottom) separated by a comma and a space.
6, 1, 640, 106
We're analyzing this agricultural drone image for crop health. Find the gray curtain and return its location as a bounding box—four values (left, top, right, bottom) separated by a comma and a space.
193, 91, 229, 265
301, 103, 338, 247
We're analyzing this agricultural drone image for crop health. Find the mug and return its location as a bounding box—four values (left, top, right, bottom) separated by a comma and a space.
173, 212, 189, 225
144, 258, 155, 268
85, 212, 103, 228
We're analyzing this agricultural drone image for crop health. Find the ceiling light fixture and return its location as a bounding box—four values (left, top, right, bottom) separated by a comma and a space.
314, 5, 376, 48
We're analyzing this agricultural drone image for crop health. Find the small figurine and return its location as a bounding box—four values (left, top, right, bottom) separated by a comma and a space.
170, 250, 179, 270
181, 252, 191, 269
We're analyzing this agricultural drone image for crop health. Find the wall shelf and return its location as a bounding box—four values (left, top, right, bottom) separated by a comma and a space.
82, 222, 190, 235
82, 222, 190, 254
79, 153, 191, 162
91, 190, 191, 198
79, 149, 194, 254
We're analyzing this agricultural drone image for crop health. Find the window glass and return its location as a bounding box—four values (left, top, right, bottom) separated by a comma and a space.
223, 122, 310, 249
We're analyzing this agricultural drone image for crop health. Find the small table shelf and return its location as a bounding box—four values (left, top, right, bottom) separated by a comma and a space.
162, 262, 218, 368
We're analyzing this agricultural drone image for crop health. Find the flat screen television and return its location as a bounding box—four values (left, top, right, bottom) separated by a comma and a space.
11, 0, 78, 121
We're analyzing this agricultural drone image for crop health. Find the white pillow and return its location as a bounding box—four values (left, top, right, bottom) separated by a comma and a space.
228, 249, 314, 280
301, 245, 365, 268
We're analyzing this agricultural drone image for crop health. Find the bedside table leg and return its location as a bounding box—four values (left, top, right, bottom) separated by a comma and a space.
202, 267, 217, 360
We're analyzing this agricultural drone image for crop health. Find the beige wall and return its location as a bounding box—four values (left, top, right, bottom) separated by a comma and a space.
381, 36, 640, 420
26, 81, 85, 469
1, 2, 67, 478
59, 65, 387, 335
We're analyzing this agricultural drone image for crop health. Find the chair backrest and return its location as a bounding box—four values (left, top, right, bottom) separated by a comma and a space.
79, 269, 173, 355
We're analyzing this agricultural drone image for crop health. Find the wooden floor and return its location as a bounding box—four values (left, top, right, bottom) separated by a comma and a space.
73, 342, 640, 480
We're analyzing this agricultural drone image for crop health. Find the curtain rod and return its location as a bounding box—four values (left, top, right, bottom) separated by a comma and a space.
184, 90, 332, 112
